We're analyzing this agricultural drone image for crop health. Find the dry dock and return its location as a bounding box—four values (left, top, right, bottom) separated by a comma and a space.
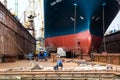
0, 59, 120, 80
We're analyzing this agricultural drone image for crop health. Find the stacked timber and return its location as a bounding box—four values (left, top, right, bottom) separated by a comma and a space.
0, 2, 36, 62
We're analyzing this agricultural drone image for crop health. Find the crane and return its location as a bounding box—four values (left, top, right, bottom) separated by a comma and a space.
24, 0, 36, 38
15, 0, 18, 16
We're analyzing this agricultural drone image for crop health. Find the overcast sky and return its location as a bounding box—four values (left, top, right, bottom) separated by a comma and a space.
6, 0, 44, 38
7, 0, 29, 19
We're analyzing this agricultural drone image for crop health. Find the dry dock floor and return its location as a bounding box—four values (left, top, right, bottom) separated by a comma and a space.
0, 59, 120, 80
0, 58, 120, 71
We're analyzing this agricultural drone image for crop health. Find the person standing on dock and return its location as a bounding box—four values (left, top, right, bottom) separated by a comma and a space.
43, 51, 48, 61
89, 53, 94, 61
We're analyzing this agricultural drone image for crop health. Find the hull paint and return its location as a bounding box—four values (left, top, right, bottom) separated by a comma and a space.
91, 35, 103, 50
45, 30, 102, 54
44, 0, 119, 54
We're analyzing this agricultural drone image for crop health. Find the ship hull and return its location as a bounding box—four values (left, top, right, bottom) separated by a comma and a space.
44, 0, 119, 54
0, 2, 36, 62
45, 30, 102, 54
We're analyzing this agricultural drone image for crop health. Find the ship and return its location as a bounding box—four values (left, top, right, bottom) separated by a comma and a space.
0, 2, 36, 62
99, 30, 120, 53
44, 0, 119, 55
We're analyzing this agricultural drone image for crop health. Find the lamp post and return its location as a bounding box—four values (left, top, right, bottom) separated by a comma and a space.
72, 3, 77, 59
102, 3, 106, 52
74, 3, 77, 35
70, 3, 84, 59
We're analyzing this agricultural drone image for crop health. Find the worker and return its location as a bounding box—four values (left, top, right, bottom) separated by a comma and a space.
89, 53, 94, 61
54, 57, 63, 70
38, 51, 43, 61
28, 52, 34, 60
43, 51, 48, 61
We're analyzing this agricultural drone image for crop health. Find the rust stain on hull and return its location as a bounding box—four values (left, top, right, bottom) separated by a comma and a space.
0, 2, 36, 62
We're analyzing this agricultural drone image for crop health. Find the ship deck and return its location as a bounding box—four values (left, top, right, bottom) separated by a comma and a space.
0, 58, 120, 80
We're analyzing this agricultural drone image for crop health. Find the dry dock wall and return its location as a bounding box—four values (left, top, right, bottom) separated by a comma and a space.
99, 31, 120, 53
105, 31, 120, 53
0, 2, 36, 62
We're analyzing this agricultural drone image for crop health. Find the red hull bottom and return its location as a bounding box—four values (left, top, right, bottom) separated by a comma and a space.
45, 30, 102, 54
